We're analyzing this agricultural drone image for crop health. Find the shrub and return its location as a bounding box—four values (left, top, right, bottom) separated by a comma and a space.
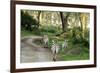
21, 11, 39, 31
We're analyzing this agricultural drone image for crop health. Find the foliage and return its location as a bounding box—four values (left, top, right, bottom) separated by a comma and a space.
69, 27, 89, 48
21, 30, 41, 37
40, 25, 62, 36
58, 42, 89, 61
21, 11, 39, 31
21, 10, 90, 61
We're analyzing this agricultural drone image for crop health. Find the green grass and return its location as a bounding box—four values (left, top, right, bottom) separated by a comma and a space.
58, 44, 89, 61
21, 30, 34, 37
21, 25, 62, 37
39, 25, 62, 36
62, 53, 89, 61
21, 29, 42, 37
21, 25, 89, 61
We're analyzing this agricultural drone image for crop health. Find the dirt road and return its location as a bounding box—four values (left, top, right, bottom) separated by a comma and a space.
20, 36, 53, 63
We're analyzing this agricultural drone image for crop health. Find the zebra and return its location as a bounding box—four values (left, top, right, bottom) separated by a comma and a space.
43, 35, 49, 47
51, 40, 60, 61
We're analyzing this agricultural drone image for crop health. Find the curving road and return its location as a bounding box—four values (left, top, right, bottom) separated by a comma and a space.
20, 36, 53, 63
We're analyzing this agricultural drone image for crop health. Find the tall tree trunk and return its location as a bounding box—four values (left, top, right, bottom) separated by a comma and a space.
60, 12, 65, 32
37, 11, 41, 28
79, 13, 84, 39
60, 12, 70, 32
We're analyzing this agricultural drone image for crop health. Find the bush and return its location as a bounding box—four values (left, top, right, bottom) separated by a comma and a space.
40, 25, 62, 36
70, 27, 89, 48
21, 11, 39, 31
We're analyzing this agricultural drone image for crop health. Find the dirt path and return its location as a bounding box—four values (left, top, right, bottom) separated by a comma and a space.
20, 36, 53, 63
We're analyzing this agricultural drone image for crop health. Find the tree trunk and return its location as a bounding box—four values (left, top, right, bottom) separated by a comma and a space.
60, 12, 70, 32
79, 13, 84, 39
37, 11, 41, 28
60, 12, 65, 32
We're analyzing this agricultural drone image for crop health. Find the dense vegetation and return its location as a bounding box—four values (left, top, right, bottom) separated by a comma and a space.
21, 10, 90, 61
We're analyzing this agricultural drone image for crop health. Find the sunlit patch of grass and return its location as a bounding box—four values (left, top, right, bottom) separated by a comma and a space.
21, 30, 34, 37
61, 51, 89, 61
21, 29, 42, 37
58, 44, 89, 61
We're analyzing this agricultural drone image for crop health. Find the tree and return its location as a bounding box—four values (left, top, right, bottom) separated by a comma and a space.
37, 11, 41, 28
79, 13, 89, 39
60, 12, 70, 32
21, 10, 39, 31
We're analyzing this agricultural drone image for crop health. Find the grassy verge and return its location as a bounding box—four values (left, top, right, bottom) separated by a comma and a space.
58, 43, 89, 61
21, 25, 89, 61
